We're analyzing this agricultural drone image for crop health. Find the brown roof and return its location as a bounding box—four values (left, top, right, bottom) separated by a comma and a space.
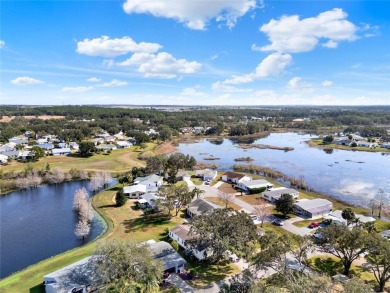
170, 224, 195, 241
223, 171, 246, 180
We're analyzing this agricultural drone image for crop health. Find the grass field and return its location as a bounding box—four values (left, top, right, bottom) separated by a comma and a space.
1, 143, 156, 175
204, 196, 242, 211
309, 139, 390, 153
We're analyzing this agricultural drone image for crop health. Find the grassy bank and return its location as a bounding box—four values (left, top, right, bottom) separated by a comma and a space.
307, 139, 390, 153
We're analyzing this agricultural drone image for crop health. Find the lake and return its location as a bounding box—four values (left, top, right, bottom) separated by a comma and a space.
178, 132, 390, 206
0, 180, 113, 279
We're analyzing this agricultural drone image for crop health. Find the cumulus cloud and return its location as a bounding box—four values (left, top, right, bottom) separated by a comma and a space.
76, 36, 162, 57
87, 77, 101, 82
99, 79, 128, 87
321, 80, 333, 87
10, 76, 44, 85
62, 86, 93, 92
223, 53, 292, 84
258, 8, 358, 53
286, 77, 313, 92
212, 81, 253, 93
180, 87, 205, 97
123, 0, 257, 30
0, 40, 4, 48
117, 52, 202, 79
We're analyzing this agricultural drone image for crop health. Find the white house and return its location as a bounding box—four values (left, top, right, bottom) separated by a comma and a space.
198, 169, 218, 182
221, 172, 252, 184
116, 141, 132, 148
294, 199, 333, 218
238, 179, 273, 192
8, 136, 28, 145
138, 193, 163, 209
146, 240, 187, 273
169, 224, 211, 261
263, 187, 299, 202
96, 144, 117, 151
44, 256, 95, 293
381, 142, 390, 149
325, 210, 376, 226
69, 142, 79, 150
52, 148, 71, 156
134, 174, 163, 188
187, 199, 222, 218
0, 154, 8, 164
123, 185, 147, 198
0, 144, 15, 153
356, 141, 378, 148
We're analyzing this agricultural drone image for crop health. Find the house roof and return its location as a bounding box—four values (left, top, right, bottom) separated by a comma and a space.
223, 171, 247, 180
170, 224, 195, 241
328, 210, 376, 224
188, 199, 222, 216
141, 193, 163, 204
380, 230, 390, 238
242, 179, 273, 188
52, 148, 71, 154
134, 174, 163, 186
264, 187, 298, 199
123, 185, 147, 194
295, 199, 332, 213
148, 241, 176, 258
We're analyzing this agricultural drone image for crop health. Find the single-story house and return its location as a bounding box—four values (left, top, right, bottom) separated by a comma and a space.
176, 170, 191, 181
36, 138, 49, 145
52, 148, 71, 156
334, 138, 352, 146
20, 151, 33, 160
238, 179, 273, 192
89, 138, 105, 145
0, 154, 8, 164
0, 144, 16, 153
356, 141, 378, 148
116, 141, 132, 148
137, 193, 163, 209
146, 240, 186, 273
0, 150, 21, 158
263, 187, 299, 202
169, 224, 211, 261
221, 172, 252, 184
123, 185, 147, 198
96, 144, 117, 151
325, 210, 376, 226
134, 174, 163, 188
294, 199, 333, 218
193, 126, 204, 133
44, 256, 95, 293
69, 142, 79, 150
381, 142, 390, 149
8, 136, 28, 145
203, 170, 218, 182
114, 131, 124, 140
35, 143, 54, 151
187, 199, 222, 218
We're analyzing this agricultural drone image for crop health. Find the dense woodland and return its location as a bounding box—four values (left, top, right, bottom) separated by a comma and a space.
0, 105, 389, 143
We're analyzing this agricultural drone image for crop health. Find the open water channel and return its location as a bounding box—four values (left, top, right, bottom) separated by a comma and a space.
0, 180, 114, 279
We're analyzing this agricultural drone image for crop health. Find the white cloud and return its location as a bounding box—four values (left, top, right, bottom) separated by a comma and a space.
0, 40, 4, 48
99, 79, 128, 87
321, 80, 333, 87
223, 53, 292, 84
123, 0, 257, 30
10, 76, 44, 85
62, 86, 93, 92
212, 81, 253, 93
181, 87, 205, 97
76, 36, 162, 57
117, 52, 202, 79
87, 77, 101, 82
286, 77, 313, 92
258, 8, 358, 53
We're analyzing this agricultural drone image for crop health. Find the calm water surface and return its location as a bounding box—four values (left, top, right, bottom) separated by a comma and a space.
178, 133, 390, 206
0, 180, 114, 279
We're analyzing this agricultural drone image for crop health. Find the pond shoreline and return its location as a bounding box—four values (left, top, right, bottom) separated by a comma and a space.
306, 138, 390, 153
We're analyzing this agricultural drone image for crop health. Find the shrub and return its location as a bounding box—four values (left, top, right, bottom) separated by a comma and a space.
249, 187, 267, 194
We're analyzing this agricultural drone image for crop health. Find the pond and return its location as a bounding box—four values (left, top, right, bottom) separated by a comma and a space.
0, 180, 114, 279
178, 132, 390, 206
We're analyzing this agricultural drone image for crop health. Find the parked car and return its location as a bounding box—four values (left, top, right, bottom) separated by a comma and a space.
205, 181, 210, 185
250, 215, 258, 221
322, 219, 332, 226
308, 222, 320, 228
272, 219, 284, 226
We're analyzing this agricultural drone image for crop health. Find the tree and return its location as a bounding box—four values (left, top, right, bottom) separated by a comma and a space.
89, 239, 163, 292
30, 146, 45, 161
218, 190, 235, 208
158, 184, 192, 216
341, 208, 355, 226
145, 155, 168, 175
47, 167, 65, 184
191, 187, 205, 199
79, 141, 96, 157
89, 172, 105, 192
366, 235, 390, 292
115, 188, 127, 207
101, 170, 112, 186
73, 187, 89, 212
344, 278, 373, 293
252, 200, 269, 227
74, 220, 90, 240
275, 194, 295, 218
318, 225, 370, 275
189, 209, 258, 263
322, 135, 334, 144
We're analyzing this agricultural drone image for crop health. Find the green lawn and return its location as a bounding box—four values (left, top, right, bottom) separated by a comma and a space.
375, 219, 390, 233
310, 139, 390, 153
292, 219, 318, 228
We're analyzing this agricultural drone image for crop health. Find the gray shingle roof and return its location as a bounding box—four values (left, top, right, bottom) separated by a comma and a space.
188, 199, 222, 216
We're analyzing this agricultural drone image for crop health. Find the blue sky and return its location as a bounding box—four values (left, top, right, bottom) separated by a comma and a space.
1, 0, 389, 105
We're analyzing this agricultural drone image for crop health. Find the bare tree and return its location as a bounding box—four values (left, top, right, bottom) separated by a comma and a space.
73, 187, 89, 212
89, 172, 105, 192
74, 220, 90, 239
16, 177, 29, 189
64, 172, 72, 181
252, 200, 269, 227
218, 190, 234, 208
79, 170, 89, 180
47, 167, 65, 184
102, 170, 112, 186
377, 189, 389, 219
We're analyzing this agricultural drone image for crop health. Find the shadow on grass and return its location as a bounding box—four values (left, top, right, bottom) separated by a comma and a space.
311, 257, 343, 276
99, 204, 117, 209
123, 213, 171, 234
107, 186, 121, 191
30, 283, 45, 293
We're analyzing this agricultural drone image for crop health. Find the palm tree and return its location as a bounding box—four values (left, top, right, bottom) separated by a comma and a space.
341, 208, 355, 226
192, 187, 205, 199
